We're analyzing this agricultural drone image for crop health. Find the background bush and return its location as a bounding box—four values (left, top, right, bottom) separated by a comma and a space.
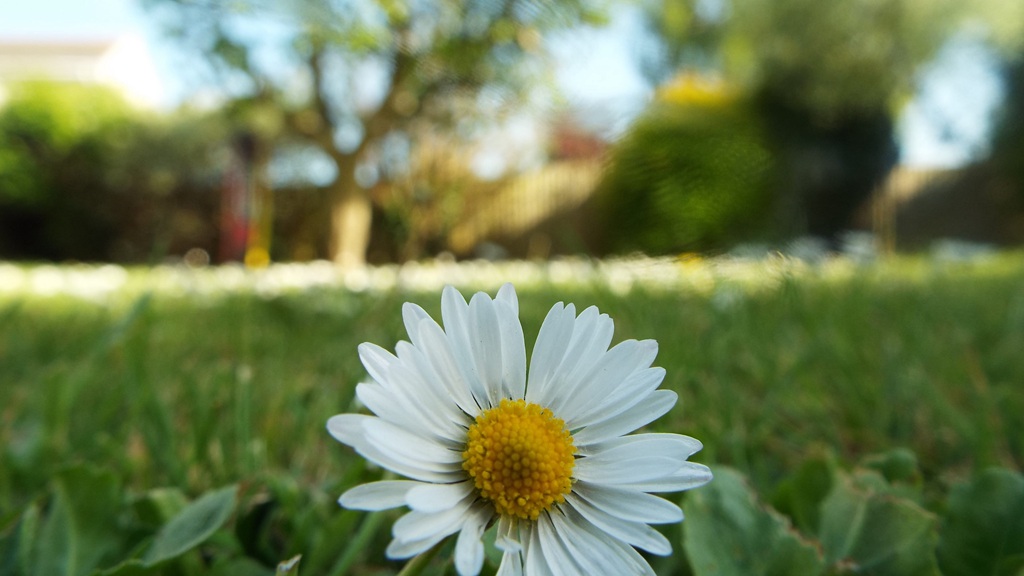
597, 88, 776, 255
0, 82, 227, 262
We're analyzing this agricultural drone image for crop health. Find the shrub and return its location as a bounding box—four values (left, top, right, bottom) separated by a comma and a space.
596, 84, 776, 255
0, 82, 227, 262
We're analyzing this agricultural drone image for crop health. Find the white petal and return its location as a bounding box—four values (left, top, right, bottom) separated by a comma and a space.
356, 438, 463, 483
442, 286, 491, 408
469, 291, 504, 406
386, 529, 449, 559
549, 507, 655, 575
525, 523, 556, 576
364, 419, 464, 465
441, 285, 470, 324
574, 454, 681, 485
402, 302, 433, 348
496, 550, 524, 576
536, 513, 585, 574
357, 342, 398, 386
333, 417, 464, 483
570, 367, 667, 430
496, 283, 518, 315
406, 481, 474, 513
494, 298, 526, 399
326, 414, 371, 446
584, 433, 704, 461
355, 382, 453, 445
354, 381, 393, 417
526, 303, 576, 406
560, 339, 658, 427
392, 494, 474, 542
565, 492, 672, 556
572, 481, 683, 525
391, 343, 471, 432
545, 307, 613, 415
396, 335, 476, 434
495, 515, 523, 552
572, 390, 677, 447
413, 319, 480, 416
339, 480, 421, 511
615, 462, 713, 493
455, 503, 492, 576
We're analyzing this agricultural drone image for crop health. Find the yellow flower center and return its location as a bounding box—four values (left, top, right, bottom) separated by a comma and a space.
462, 398, 576, 521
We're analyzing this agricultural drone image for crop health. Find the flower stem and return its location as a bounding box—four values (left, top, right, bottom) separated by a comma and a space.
396, 539, 448, 576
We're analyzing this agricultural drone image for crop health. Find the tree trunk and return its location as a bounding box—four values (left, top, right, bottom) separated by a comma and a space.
329, 155, 373, 269
313, 39, 416, 268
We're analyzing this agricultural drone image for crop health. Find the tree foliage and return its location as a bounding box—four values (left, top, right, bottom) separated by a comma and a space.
0, 82, 227, 261
142, 0, 607, 266
597, 77, 776, 254
642, 0, 964, 119
991, 55, 1024, 203
635, 0, 967, 244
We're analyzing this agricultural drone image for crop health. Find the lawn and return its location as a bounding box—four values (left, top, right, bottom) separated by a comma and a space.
1, 254, 1023, 575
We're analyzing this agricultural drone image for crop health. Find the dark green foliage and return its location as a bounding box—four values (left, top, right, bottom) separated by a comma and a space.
818, 471, 940, 575
0, 470, 249, 576
0, 83, 129, 260
142, 485, 238, 565
770, 450, 837, 534
991, 56, 1024, 205
684, 467, 827, 576
756, 94, 898, 242
686, 458, 945, 576
24, 466, 125, 576
937, 469, 1024, 576
0, 82, 227, 262
597, 100, 776, 255
636, 0, 963, 245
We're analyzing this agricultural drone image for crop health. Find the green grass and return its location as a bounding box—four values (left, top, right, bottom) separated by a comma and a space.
2, 254, 1023, 573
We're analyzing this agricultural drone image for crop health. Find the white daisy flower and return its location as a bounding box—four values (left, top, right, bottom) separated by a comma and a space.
327, 284, 712, 575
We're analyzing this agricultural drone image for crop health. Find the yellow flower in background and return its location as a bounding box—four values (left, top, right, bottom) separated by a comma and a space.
657, 72, 736, 109
328, 284, 712, 575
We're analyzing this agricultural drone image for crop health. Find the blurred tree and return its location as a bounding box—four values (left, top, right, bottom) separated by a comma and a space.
991, 57, 1024, 203
986, 9, 1024, 208
142, 0, 606, 267
0, 82, 227, 261
0, 83, 130, 259
637, 0, 966, 243
100, 108, 230, 261
378, 130, 483, 261
597, 74, 776, 254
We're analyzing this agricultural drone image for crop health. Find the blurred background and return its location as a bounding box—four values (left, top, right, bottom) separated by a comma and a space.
4, 3, 1024, 574
1, 0, 1023, 268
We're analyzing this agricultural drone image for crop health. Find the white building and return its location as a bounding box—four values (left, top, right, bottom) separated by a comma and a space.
0, 34, 163, 108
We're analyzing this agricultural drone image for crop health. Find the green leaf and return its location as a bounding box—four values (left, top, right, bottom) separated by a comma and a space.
210, 556, 276, 576
142, 485, 238, 566
131, 488, 189, 530
771, 450, 837, 534
819, 472, 939, 575
937, 468, 1024, 576
860, 448, 922, 488
0, 508, 27, 576
8, 503, 39, 576
683, 467, 826, 576
994, 555, 1024, 576
32, 466, 124, 576
90, 560, 153, 576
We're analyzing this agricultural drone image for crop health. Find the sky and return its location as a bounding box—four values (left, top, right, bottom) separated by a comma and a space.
0, 0, 139, 38
0, 0, 1006, 169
